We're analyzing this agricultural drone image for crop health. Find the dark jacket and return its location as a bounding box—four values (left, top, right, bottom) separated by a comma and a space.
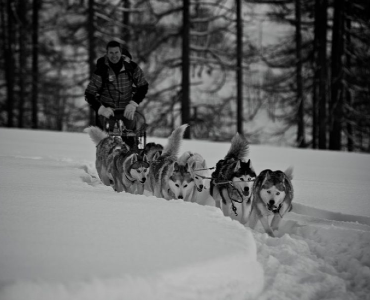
85, 56, 149, 111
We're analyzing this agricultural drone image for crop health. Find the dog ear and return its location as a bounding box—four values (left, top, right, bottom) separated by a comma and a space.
284, 167, 293, 180
129, 153, 138, 165
143, 154, 148, 163
153, 151, 161, 161
234, 159, 241, 172
201, 159, 207, 168
174, 162, 179, 172
261, 169, 271, 186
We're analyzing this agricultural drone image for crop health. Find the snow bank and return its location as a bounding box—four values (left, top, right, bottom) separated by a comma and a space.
0, 154, 263, 300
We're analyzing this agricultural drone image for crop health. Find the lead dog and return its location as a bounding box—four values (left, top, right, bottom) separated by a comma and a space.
85, 126, 149, 193
248, 168, 294, 237
145, 124, 188, 199
210, 133, 256, 224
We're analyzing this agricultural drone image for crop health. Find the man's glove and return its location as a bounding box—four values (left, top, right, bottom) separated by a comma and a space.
124, 101, 138, 120
98, 105, 114, 119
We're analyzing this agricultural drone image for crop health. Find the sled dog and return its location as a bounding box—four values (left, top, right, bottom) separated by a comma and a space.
168, 163, 196, 201
248, 168, 294, 237
210, 133, 256, 224
178, 151, 208, 193
146, 124, 188, 199
85, 126, 149, 194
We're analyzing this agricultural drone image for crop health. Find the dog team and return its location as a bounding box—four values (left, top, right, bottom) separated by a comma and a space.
85, 124, 294, 237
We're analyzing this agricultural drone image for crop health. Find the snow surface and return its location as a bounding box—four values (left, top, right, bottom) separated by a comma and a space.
0, 128, 370, 300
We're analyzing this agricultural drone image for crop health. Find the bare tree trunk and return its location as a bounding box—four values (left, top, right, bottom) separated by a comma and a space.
295, 0, 305, 147
236, 0, 243, 134
317, 0, 328, 149
122, 0, 130, 43
88, 0, 96, 126
329, 0, 345, 150
182, 0, 190, 138
4, 0, 15, 127
312, 0, 321, 149
31, 0, 40, 129
18, 0, 26, 128
345, 2, 353, 151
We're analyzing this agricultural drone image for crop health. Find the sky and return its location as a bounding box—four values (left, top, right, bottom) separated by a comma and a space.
0, 128, 370, 300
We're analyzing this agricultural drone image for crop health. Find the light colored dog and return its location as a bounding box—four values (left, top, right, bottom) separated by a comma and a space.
248, 168, 294, 237
210, 133, 256, 224
178, 151, 209, 193
145, 124, 188, 200
85, 126, 149, 194
168, 163, 196, 201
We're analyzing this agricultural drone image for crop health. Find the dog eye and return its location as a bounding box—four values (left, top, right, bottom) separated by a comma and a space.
276, 192, 280, 195
240, 178, 244, 181
176, 184, 179, 187
267, 191, 271, 194
184, 185, 188, 188
195, 176, 198, 179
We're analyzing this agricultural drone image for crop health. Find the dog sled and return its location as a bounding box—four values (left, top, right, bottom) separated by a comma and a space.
100, 108, 147, 150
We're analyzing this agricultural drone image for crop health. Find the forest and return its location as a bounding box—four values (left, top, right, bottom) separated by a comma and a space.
0, 0, 369, 152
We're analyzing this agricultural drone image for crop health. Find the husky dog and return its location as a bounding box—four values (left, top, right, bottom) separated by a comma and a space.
168, 163, 196, 201
85, 126, 149, 194
146, 124, 188, 200
210, 133, 256, 224
110, 149, 150, 194
178, 151, 208, 193
248, 168, 294, 237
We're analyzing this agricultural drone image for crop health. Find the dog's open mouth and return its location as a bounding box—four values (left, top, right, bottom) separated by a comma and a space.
195, 183, 204, 192
267, 204, 281, 213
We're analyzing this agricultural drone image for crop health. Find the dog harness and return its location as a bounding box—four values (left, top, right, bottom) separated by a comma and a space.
212, 180, 251, 216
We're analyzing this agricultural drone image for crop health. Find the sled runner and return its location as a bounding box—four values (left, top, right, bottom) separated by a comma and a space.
100, 108, 147, 150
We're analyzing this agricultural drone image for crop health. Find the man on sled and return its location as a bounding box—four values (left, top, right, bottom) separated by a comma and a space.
85, 40, 149, 149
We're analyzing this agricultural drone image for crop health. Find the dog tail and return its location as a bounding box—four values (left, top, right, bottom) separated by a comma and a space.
84, 126, 109, 145
224, 133, 249, 161
162, 124, 189, 157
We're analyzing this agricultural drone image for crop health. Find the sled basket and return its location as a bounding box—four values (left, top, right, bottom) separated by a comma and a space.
101, 109, 147, 150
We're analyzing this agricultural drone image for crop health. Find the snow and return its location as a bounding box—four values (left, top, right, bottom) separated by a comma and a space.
0, 128, 370, 300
